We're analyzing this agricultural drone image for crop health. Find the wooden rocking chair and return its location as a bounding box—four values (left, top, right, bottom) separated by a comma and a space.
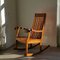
15, 13, 49, 56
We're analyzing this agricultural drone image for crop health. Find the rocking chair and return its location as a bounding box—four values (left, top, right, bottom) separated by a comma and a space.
15, 13, 49, 56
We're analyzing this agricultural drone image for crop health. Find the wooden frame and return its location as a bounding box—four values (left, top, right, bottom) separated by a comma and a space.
15, 13, 50, 56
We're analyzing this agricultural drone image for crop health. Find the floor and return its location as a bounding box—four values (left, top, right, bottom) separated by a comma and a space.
0, 46, 60, 60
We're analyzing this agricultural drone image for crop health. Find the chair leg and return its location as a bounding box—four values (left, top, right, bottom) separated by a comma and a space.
15, 40, 18, 49
26, 43, 28, 56
25, 44, 33, 56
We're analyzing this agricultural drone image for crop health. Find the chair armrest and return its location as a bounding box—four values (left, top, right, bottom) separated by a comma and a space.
14, 26, 31, 31
32, 29, 43, 32
23, 28, 32, 32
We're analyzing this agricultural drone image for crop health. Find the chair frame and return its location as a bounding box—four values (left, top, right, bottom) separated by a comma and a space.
15, 13, 50, 56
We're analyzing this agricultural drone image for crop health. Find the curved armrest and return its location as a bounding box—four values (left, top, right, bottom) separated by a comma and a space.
23, 28, 32, 32
32, 29, 43, 32
14, 26, 31, 31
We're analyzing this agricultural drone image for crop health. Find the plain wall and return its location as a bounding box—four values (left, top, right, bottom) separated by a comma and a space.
4, 0, 17, 48
17, 0, 57, 47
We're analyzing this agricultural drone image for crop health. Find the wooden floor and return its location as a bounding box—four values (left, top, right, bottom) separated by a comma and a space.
0, 46, 60, 60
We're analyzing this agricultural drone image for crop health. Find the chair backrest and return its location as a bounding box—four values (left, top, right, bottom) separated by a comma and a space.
30, 13, 46, 39
32, 13, 46, 30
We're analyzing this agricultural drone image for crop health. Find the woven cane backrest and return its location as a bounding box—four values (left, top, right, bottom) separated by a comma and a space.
30, 13, 46, 39
32, 13, 46, 30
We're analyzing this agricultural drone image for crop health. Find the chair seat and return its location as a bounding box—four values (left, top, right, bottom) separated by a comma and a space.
16, 37, 41, 44
16, 37, 27, 43
28, 39, 41, 44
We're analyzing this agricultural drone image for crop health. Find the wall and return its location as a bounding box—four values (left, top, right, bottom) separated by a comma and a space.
4, 0, 17, 48
17, 0, 57, 47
